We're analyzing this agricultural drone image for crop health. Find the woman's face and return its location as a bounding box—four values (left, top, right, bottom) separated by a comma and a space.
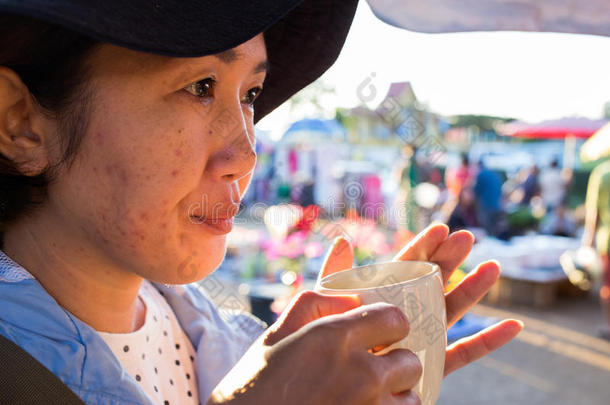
48, 34, 266, 284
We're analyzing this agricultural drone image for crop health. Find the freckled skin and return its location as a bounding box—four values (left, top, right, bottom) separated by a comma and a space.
44, 35, 265, 283
95, 132, 104, 146
118, 169, 128, 184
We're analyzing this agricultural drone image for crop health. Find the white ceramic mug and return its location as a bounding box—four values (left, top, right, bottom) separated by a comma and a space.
316, 261, 446, 405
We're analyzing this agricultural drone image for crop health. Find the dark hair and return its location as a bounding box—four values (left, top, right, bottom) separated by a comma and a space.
0, 13, 100, 246
460, 153, 469, 166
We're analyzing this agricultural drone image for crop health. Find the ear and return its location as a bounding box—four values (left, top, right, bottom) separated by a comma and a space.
0, 67, 52, 176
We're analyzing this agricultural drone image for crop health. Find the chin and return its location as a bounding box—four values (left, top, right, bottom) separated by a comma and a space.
170, 241, 227, 284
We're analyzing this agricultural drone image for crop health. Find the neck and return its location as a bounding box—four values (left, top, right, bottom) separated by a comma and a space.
3, 211, 146, 333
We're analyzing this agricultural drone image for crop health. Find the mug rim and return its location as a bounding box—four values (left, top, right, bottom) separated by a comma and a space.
317, 260, 441, 292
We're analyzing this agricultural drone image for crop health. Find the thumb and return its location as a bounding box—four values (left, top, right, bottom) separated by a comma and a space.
316, 237, 354, 287
264, 290, 360, 346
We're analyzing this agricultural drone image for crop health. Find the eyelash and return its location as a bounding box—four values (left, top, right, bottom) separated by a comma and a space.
184, 78, 263, 107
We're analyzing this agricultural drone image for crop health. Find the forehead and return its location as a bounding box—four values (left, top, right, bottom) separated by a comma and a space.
86, 34, 267, 80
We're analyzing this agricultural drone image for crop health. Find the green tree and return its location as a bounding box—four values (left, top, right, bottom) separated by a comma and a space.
287, 78, 336, 114
448, 114, 515, 132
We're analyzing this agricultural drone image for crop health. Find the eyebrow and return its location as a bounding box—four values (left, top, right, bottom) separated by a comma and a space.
214, 49, 270, 75
214, 49, 239, 64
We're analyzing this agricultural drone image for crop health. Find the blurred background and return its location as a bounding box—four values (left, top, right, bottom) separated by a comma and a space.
200, 2, 610, 404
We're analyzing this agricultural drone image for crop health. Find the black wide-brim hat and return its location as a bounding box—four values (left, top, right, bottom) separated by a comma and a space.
0, 0, 358, 124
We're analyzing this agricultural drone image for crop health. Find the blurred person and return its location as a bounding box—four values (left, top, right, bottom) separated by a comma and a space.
519, 165, 540, 206
503, 167, 525, 206
445, 153, 475, 200
299, 179, 315, 207
392, 145, 419, 232
291, 178, 315, 207
428, 162, 443, 186
541, 204, 576, 237
290, 172, 315, 207
414, 150, 442, 185
474, 160, 503, 236
582, 160, 610, 340
361, 173, 384, 220
447, 187, 479, 232
540, 159, 568, 210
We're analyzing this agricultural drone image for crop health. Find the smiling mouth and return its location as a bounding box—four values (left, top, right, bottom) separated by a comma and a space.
188, 195, 240, 233
190, 215, 234, 234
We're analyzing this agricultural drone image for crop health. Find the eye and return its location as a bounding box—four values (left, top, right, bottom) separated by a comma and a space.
241, 86, 263, 106
184, 78, 216, 98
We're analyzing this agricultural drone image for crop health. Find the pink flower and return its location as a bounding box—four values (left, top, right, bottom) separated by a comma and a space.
263, 230, 307, 260
304, 241, 324, 258
338, 218, 391, 255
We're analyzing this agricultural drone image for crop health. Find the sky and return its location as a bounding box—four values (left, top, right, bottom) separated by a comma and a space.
256, 1, 610, 140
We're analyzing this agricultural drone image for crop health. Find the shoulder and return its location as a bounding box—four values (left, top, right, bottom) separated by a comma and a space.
184, 282, 266, 337
150, 280, 267, 399
151, 280, 266, 346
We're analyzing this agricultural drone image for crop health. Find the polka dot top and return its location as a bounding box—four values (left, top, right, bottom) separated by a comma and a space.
97, 280, 199, 405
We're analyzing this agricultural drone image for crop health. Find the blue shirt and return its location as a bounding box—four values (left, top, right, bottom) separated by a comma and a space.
0, 250, 265, 404
474, 168, 502, 211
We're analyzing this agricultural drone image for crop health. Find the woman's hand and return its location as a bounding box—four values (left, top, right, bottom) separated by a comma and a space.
208, 291, 423, 405
208, 223, 522, 404
318, 223, 523, 377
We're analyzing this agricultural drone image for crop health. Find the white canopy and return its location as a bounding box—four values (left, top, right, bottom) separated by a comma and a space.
366, 0, 610, 37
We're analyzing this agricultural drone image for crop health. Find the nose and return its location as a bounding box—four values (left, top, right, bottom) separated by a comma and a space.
206, 105, 257, 182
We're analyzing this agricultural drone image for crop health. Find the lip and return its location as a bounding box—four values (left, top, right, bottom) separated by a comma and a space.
190, 215, 234, 235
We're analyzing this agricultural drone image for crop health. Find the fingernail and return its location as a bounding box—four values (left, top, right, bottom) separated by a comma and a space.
332, 236, 344, 246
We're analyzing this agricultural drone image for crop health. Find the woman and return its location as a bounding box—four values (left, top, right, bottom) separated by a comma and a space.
0, 1, 522, 404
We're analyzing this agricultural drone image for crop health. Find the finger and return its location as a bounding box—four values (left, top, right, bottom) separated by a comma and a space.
317, 237, 354, 285
378, 348, 422, 394
393, 223, 449, 262
444, 260, 500, 328
429, 230, 474, 284
323, 302, 410, 350
444, 319, 524, 376
390, 390, 421, 405
265, 290, 360, 346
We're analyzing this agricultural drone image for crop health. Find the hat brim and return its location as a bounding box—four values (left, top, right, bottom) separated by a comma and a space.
255, 0, 358, 123
0, 0, 358, 124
